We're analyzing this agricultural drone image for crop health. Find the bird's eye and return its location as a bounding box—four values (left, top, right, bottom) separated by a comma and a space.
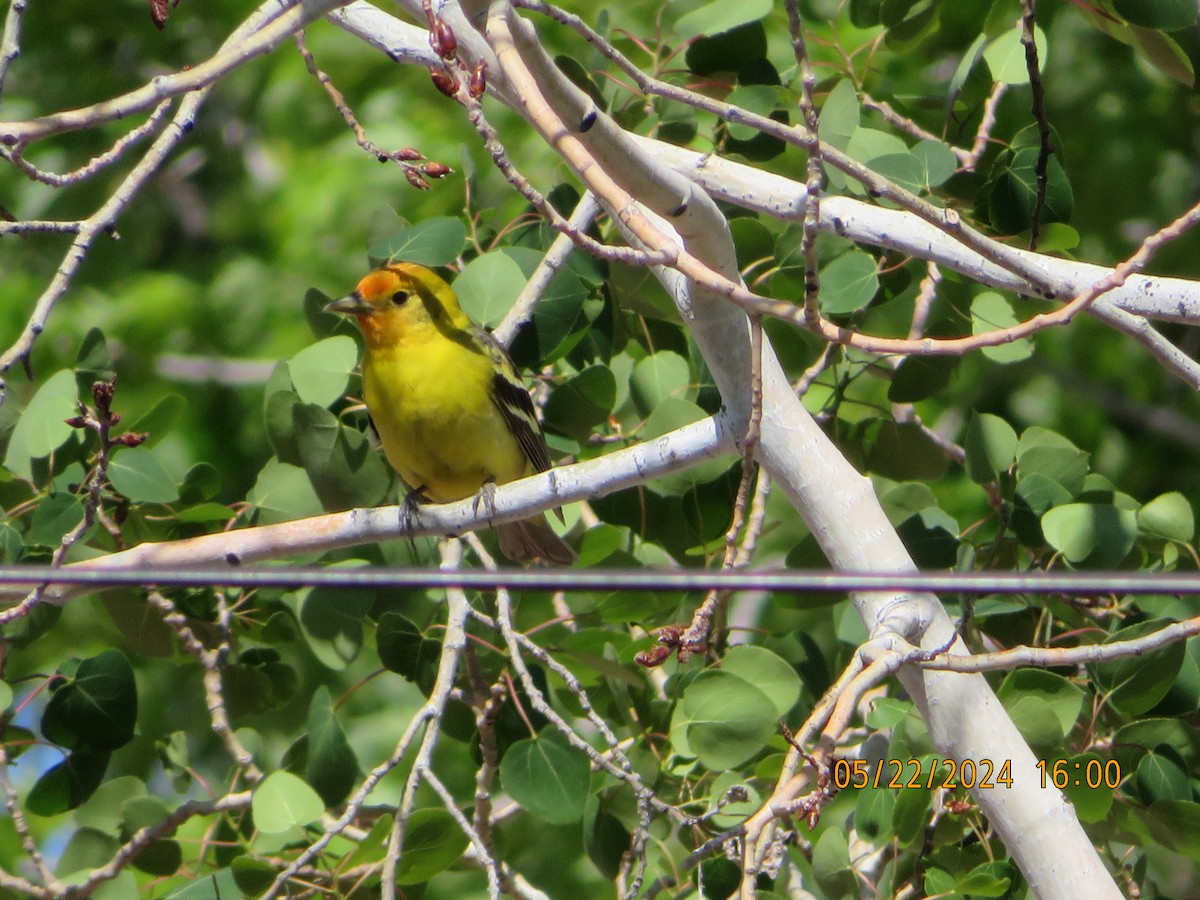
391, 290, 409, 306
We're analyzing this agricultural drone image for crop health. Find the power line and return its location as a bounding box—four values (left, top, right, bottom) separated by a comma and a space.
0, 565, 1198, 595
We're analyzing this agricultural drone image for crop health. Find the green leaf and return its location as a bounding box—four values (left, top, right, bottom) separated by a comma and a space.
293, 403, 391, 512
1089, 618, 1186, 715
1017, 427, 1089, 495
1003, 695, 1064, 751
1113, 0, 1195, 30
3, 369, 79, 478
720, 645, 800, 718
988, 148, 1074, 236
863, 420, 949, 481
506, 247, 592, 366
287, 336, 358, 409
252, 771, 323, 834
811, 826, 855, 898
911, 139, 958, 189
630, 351, 691, 418
500, 729, 591, 824
121, 794, 170, 833
368, 217, 466, 267
108, 447, 179, 503
1138, 492, 1194, 542
1060, 752, 1115, 822
26, 752, 110, 816
983, 25, 1047, 85
57, 827, 119, 877
1140, 800, 1200, 859
955, 864, 1012, 896
888, 355, 958, 403
849, 0, 883, 27
1041, 503, 1138, 567
674, 0, 772, 39
231, 855, 277, 897
964, 412, 1018, 483
685, 22, 767, 77
1085, 11, 1195, 84
0, 522, 21, 563
180, 462, 220, 503
856, 785, 897, 840
298, 580, 375, 671
454, 252, 528, 328
725, 84, 785, 140
817, 79, 860, 151
376, 612, 440, 693
585, 804, 632, 881
892, 769, 932, 842
543, 365, 616, 443
869, 151, 926, 195
74, 328, 115, 390
75, 775, 147, 836
819, 250, 880, 315
395, 808, 471, 884
1126, 24, 1194, 85
42, 649, 138, 752
1111, 717, 1199, 772
879, 482, 937, 524
223, 654, 296, 718
996, 669, 1084, 737
305, 686, 360, 808
1009, 473, 1072, 546
247, 460, 324, 525
28, 493, 85, 546
164, 869, 238, 899
127, 393, 185, 448
972, 293, 1034, 364
265, 390, 304, 467
844, 127, 908, 166
131, 837, 182, 876
896, 508, 960, 568
1134, 746, 1191, 804
679, 670, 777, 769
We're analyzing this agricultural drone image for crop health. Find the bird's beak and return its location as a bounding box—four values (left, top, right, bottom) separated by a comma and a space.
324, 292, 374, 316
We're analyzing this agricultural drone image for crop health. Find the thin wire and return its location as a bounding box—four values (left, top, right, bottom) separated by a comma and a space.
1, 565, 1199, 596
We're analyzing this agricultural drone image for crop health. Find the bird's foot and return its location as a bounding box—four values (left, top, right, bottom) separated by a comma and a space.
472, 480, 499, 524
400, 485, 431, 535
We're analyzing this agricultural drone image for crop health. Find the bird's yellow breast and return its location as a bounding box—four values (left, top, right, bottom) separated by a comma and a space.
361, 318, 528, 502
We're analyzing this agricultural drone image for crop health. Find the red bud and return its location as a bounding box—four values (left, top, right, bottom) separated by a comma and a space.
430, 69, 458, 98
430, 20, 457, 58
469, 61, 487, 99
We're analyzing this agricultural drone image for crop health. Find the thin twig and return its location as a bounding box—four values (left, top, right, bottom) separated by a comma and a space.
382, 539, 472, 900
494, 191, 601, 346
0, 0, 27, 106
962, 83, 1006, 172
2, 99, 174, 186
0, 0, 346, 145
1019, 0, 1052, 249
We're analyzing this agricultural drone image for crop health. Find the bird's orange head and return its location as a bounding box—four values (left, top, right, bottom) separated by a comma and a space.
324, 263, 471, 350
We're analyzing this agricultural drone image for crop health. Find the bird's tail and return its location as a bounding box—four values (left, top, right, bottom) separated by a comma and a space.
498, 515, 576, 566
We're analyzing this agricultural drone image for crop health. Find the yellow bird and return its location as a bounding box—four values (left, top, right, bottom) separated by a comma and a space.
324, 262, 575, 565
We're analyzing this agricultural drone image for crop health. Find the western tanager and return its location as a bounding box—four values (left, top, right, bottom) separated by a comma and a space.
324, 262, 575, 565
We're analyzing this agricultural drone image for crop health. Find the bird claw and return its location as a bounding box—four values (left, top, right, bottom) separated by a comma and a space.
400, 485, 430, 535
473, 480, 499, 523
